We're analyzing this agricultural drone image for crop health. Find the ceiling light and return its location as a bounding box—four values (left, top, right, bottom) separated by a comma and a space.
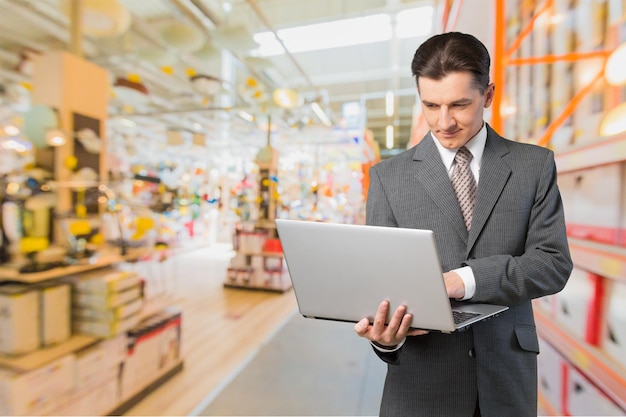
273, 88, 302, 109
214, 25, 258, 53
61, 0, 131, 38
160, 22, 205, 52
395, 7, 434, 38
386, 91, 394, 117
46, 129, 66, 147
253, 6, 433, 57
193, 43, 222, 61
238, 111, 255, 122
605, 42, 626, 86
2, 124, 20, 136
190, 74, 222, 96
311, 102, 331, 127
599, 102, 626, 136
386, 125, 394, 149
112, 76, 150, 107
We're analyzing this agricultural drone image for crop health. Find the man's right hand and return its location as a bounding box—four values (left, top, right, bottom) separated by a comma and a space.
354, 300, 429, 347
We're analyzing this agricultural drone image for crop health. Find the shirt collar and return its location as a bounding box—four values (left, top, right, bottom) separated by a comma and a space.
430, 123, 487, 171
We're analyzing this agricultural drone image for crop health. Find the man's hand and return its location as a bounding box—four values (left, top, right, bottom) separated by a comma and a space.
444, 270, 466, 300
354, 300, 429, 347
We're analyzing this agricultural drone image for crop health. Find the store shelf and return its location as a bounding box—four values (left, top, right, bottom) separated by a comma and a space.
555, 133, 626, 173
534, 306, 626, 411
107, 360, 184, 416
0, 247, 149, 284
537, 390, 559, 416
0, 335, 98, 372
224, 281, 292, 293
568, 238, 626, 283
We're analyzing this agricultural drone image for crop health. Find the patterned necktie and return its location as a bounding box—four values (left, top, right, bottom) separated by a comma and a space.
451, 146, 477, 231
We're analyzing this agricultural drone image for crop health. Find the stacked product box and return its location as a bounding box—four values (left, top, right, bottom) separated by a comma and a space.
51, 334, 127, 415
120, 307, 182, 401
0, 283, 40, 355
553, 267, 601, 343
37, 282, 71, 347
71, 269, 143, 338
0, 354, 76, 415
601, 280, 626, 371
0, 281, 72, 355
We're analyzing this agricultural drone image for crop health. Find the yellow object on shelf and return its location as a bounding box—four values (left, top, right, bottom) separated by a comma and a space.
69, 220, 92, 236
19, 237, 49, 254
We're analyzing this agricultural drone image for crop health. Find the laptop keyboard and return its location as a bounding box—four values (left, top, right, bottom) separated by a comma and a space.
452, 310, 481, 324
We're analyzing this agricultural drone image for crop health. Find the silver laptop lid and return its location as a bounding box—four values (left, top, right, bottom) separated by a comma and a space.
276, 219, 459, 332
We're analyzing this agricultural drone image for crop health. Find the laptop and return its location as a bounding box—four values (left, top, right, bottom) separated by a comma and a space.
275, 219, 508, 333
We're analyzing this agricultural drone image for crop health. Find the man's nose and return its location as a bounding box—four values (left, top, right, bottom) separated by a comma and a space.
438, 108, 455, 130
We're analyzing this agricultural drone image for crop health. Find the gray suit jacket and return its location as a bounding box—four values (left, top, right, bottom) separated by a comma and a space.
366, 125, 572, 417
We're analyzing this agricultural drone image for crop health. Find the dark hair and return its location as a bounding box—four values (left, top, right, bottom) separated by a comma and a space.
411, 32, 491, 93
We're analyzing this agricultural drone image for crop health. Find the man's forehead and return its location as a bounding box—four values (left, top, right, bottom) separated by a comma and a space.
417, 75, 479, 103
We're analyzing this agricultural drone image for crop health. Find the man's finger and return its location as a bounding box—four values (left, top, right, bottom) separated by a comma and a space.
372, 300, 390, 329
354, 318, 370, 336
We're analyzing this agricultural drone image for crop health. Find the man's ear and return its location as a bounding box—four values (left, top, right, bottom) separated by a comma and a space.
484, 83, 495, 107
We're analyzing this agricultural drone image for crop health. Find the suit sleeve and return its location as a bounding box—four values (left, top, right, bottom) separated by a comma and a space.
366, 165, 398, 227
466, 150, 573, 305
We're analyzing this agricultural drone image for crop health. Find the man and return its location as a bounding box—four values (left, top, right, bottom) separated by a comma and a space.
354, 32, 572, 417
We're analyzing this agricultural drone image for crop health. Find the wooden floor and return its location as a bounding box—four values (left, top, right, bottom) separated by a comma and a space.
122, 243, 298, 416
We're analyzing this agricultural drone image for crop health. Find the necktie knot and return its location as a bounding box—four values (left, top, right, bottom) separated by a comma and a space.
455, 146, 472, 165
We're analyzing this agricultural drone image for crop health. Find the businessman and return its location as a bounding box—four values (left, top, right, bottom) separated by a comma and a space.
354, 32, 573, 417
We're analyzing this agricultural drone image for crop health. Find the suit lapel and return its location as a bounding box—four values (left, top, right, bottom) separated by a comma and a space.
467, 126, 512, 251
412, 135, 469, 242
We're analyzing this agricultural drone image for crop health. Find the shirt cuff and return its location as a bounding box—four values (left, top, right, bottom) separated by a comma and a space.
370, 337, 406, 353
454, 266, 476, 300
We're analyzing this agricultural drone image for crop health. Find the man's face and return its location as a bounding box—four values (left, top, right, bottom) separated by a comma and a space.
418, 71, 494, 149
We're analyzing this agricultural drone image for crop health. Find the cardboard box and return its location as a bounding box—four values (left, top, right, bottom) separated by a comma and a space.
0, 283, 40, 355
73, 285, 142, 309
73, 269, 141, 294
565, 365, 625, 415
537, 337, 565, 414
74, 343, 122, 388
51, 370, 119, 416
120, 308, 182, 400
99, 333, 128, 365
601, 280, 626, 370
565, 164, 621, 245
73, 296, 143, 322
74, 312, 141, 338
554, 267, 598, 342
536, 293, 557, 318
0, 354, 75, 415
38, 282, 71, 346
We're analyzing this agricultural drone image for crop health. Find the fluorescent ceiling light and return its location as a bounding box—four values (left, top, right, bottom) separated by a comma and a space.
395, 7, 433, 38
386, 91, 394, 117
386, 125, 394, 149
238, 111, 255, 122
253, 6, 433, 57
311, 102, 332, 127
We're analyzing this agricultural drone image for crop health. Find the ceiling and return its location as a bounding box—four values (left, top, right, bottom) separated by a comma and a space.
0, 0, 492, 161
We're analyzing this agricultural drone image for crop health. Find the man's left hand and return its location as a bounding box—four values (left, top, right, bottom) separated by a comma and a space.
444, 271, 466, 299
